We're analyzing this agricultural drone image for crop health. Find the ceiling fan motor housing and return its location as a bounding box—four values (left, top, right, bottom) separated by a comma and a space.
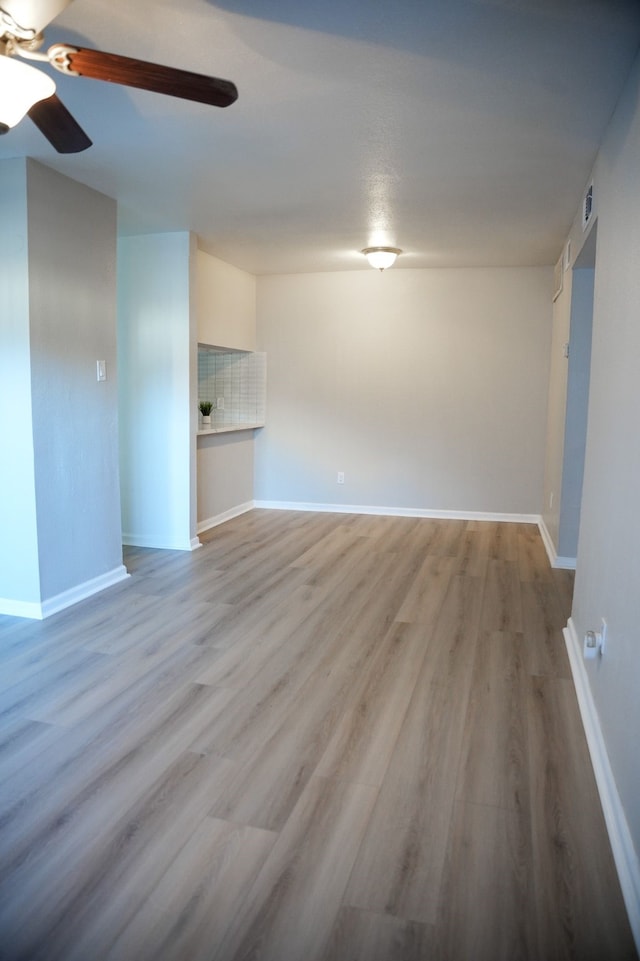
0, 0, 237, 153
1, 0, 73, 38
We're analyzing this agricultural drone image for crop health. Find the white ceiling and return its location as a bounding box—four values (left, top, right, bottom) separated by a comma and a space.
2, 0, 639, 274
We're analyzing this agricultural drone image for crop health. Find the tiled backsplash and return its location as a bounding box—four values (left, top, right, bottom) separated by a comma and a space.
197, 347, 266, 427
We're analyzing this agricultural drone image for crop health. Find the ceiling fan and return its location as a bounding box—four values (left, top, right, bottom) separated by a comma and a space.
0, 0, 238, 153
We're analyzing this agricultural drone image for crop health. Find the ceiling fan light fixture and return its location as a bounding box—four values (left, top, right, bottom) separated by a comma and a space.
362, 246, 402, 271
0, 54, 55, 131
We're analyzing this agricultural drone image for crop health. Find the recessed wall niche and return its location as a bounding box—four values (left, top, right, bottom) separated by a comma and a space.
197, 345, 266, 432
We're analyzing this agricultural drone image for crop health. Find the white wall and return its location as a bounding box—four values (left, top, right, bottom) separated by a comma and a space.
566, 51, 640, 863
255, 267, 552, 514
118, 232, 198, 550
0, 160, 40, 608
196, 249, 257, 529
0, 159, 124, 617
197, 249, 256, 350
197, 433, 254, 528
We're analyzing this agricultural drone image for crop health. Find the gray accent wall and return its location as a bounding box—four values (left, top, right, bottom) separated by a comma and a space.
0, 158, 123, 614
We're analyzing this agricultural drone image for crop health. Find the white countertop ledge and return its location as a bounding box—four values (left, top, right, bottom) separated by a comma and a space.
197, 423, 264, 436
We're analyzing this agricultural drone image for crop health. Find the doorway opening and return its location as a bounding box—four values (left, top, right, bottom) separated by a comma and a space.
557, 223, 597, 561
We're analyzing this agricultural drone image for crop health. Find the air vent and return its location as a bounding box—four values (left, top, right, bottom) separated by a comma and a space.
582, 182, 594, 231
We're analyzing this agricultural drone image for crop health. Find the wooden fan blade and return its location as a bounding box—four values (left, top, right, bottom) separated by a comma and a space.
66, 47, 238, 108
27, 94, 92, 153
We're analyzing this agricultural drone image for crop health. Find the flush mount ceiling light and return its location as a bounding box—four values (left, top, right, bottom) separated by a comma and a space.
362, 246, 402, 271
0, 51, 55, 133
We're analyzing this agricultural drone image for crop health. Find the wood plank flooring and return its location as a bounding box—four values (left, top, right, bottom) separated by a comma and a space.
0, 510, 636, 961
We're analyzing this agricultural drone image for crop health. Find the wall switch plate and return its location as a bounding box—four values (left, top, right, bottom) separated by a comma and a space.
337, 472, 345, 484
217, 397, 225, 410
97, 360, 107, 382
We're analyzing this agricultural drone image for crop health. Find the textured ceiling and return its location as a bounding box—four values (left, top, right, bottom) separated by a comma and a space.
2, 0, 639, 273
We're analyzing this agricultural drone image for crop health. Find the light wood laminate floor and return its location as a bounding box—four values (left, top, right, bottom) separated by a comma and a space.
0, 511, 636, 960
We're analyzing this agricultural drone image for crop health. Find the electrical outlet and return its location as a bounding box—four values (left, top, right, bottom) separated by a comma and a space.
337, 472, 345, 484
584, 619, 607, 660
217, 397, 225, 410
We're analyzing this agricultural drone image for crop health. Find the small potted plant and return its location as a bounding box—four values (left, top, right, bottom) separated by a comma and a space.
199, 400, 213, 427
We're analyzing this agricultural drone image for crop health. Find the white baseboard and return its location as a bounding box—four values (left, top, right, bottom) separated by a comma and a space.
197, 501, 255, 535
122, 533, 201, 551
538, 516, 577, 570
0, 565, 130, 621
0, 597, 46, 619
254, 500, 541, 524
564, 618, 640, 953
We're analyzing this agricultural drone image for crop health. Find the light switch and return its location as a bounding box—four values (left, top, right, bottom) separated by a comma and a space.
97, 360, 107, 382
